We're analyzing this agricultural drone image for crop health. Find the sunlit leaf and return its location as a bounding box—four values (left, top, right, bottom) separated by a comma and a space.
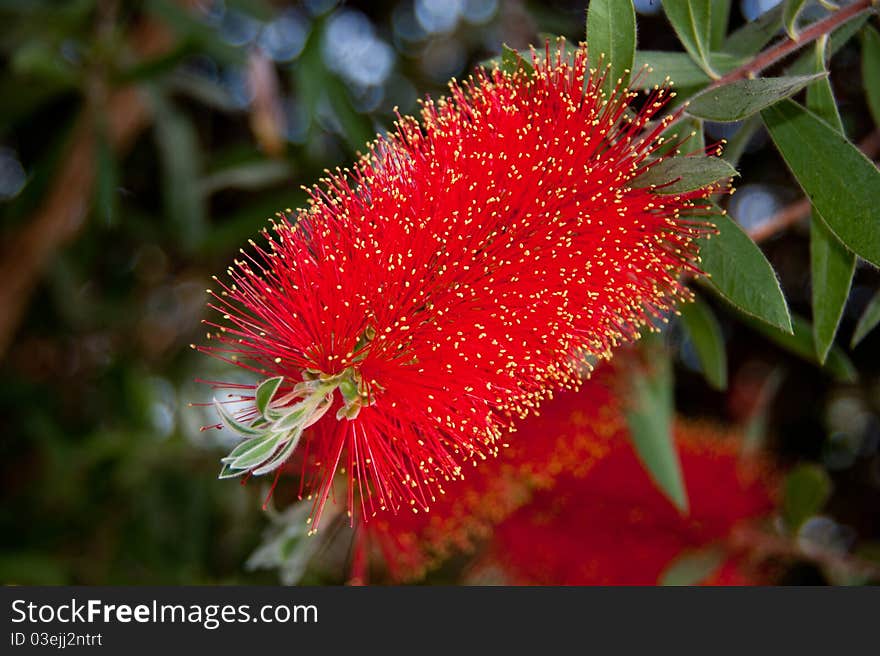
586, 0, 636, 97
762, 99, 880, 268
687, 74, 824, 122
698, 212, 793, 333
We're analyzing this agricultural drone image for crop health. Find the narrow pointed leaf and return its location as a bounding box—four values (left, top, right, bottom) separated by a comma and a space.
632, 156, 736, 194
679, 297, 728, 390
252, 428, 303, 476
687, 74, 824, 122
806, 38, 855, 365
213, 399, 261, 436
255, 376, 284, 417
762, 99, 880, 267
698, 212, 792, 333
229, 433, 284, 470
586, 0, 636, 98
662, 0, 716, 77
625, 350, 689, 513
500, 44, 534, 77
742, 313, 857, 382
782, 0, 809, 39
851, 290, 880, 348
218, 462, 248, 479
222, 431, 277, 463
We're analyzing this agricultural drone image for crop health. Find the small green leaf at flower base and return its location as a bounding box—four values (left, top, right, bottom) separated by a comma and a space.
687, 74, 825, 122
632, 156, 737, 194
228, 433, 284, 470
586, 0, 636, 98
679, 297, 728, 390
698, 212, 793, 334
500, 44, 534, 77
255, 376, 284, 418
851, 290, 880, 348
662, 0, 716, 78
762, 99, 880, 268
740, 313, 857, 383
624, 346, 689, 513
252, 429, 303, 476
214, 399, 262, 436
783, 463, 832, 533
659, 546, 726, 586
782, 0, 809, 40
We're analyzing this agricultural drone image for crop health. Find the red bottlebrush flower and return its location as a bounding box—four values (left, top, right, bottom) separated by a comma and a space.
198, 42, 727, 530
485, 420, 778, 585
362, 369, 626, 581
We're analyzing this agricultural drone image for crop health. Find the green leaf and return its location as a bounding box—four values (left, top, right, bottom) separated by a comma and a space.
698, 212, 793, 333
252, 428, 303, 476
687, 74, 824, 122
624, 348, 689, 513
500, 44, 534, 77
742, 313, 857, 382
782, 0, 809, 40
213, 399, 262, 437
662, 0, 716, 77
255, 376, 284, 418
95, 129, 119, 227
632, 155, 736, 194
679, 297, 728, 390
811, 217, 855, 364
863, 25, 880, 127
761, 99, 880, 268
851, 290, 880, 348
586, 0, 636, 97
806, 37, 855, 365
723, 6, 783, 57
632, 51, 744, 91
199, 160, 292, 196
710, 0, 732, 51
228, 433, 284, 470
660, 546, 726, 585
153, 96, 206, 254
783, 464, 832, 533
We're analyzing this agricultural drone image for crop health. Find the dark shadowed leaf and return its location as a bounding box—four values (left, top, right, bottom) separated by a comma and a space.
787, 14, 869, 77
720, 115, 762, 166
95, 129, 119, 227
679, 297, 728, 390
741, 313, 857, 382
698, 211, 792, 333
586, 0, 636, 97
625, 345, 689, 513
863, 25, 880, 127
660, 546, 726, 585
662, 0, 716, 77
851, 290, 880, 348
783, 464, 832, 533
687, 74, 824, 122
710, 0, 732, 50
153, 95, 206, 254
723, 5, 783, 56
806, 37, 855, 365
632, 156, 736, 194
762, 99, 880, 267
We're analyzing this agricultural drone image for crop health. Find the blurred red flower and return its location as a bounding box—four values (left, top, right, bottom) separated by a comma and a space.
484, 419, 778, 585
199, 43, 726, 529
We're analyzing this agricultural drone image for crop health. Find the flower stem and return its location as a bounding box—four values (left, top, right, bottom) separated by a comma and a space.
710, 0, 877, 90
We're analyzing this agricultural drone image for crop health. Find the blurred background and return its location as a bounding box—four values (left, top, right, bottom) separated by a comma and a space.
1, 0, 878, 584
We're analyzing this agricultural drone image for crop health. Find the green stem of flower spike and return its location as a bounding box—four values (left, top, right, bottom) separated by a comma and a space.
215, 367, 373, 480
